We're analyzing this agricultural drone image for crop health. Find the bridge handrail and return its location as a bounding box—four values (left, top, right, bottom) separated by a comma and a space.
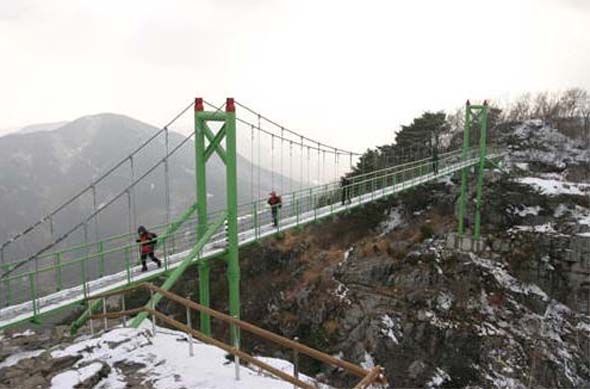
1, 202, 234, 280
1, 146, 472, 269
3, 147, 493, 276
0, 225, 198, 284
348, 144, 500, 184
1, 216, 201, 271
346, 146, 466, 182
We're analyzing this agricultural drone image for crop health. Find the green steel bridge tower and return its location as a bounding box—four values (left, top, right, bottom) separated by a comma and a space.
458, 100, 489, 240
194, 97, 240, 338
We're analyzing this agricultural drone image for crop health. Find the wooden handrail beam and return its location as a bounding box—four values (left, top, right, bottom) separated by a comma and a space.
88, 283, 386, 387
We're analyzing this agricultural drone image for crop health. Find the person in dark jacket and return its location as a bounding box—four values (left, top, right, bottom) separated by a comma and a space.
136, 226, 162, 272
267, 191, 282, 227
432, 146, 439, 174
341, 176, 352, 205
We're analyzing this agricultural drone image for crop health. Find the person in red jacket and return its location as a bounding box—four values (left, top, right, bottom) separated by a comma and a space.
136, 226, 162, 272
267, 191, 282, 227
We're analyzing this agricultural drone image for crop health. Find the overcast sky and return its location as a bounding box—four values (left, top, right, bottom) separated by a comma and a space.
1, 0, 589, 151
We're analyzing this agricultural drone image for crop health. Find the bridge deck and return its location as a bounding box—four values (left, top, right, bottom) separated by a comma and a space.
0, 152, 501, 330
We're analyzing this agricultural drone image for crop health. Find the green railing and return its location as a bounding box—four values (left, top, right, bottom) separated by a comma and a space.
0, 146, 502, 329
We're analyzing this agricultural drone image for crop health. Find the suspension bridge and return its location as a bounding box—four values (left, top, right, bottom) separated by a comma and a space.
0, 98, 501, 337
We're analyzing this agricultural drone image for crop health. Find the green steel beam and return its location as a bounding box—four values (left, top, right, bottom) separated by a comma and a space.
195, 98, 239, 341
195, 106, 211, 336
130, 212, 227, 328
203, 121, 227, 163
224, 101, 240, 346
457, 102, 471, 236
204, 124, 227, 162
198, 111, 228, 122
70, 298, 102, 335
157, 202, 199, 245
473, 105, 489, 240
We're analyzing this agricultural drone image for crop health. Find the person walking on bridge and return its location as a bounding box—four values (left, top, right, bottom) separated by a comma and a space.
136, 226, 162, 272
432, 146, 439, 174
341, 176, 352, 205
267, 191, 282, 227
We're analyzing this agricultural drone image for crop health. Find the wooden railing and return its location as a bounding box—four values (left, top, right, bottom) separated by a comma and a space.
86, 283, 387, 389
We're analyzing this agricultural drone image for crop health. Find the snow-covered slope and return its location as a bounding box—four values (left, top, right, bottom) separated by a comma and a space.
2, 323, 325, 389
504, 119, 590, 169
499, 119, 590, 237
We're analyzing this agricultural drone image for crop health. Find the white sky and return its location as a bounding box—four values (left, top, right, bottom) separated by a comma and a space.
1, 0, 589, 152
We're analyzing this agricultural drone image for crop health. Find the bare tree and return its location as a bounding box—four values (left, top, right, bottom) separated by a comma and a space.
447, 106, 464, 132
532, 91, 561, 122
560, 88, 588, 119
508, 93, 532, 121
581, 93, 590, 137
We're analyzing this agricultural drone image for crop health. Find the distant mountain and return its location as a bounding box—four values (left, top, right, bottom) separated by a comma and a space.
18, 121, 69, 134
0, 127, 19, 138
0, 113, 293, 262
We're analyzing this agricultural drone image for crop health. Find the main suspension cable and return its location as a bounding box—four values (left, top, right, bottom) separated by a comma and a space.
234, 100, 361, 156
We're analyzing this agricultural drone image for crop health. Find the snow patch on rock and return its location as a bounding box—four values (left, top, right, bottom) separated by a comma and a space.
360, 351, 375, 370
427, 367, 450, 388
0, 349, 45, 369
517, 177, 589, 196
379, 207, 403, 236
380, 315, 402, 344
468, 254, 548, 301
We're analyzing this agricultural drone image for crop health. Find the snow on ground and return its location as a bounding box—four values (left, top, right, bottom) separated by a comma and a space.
484, 372, 526, 389
576, 322, 590, 333
556, 204, 590, 226
510, 205, 541, 217
50, 323, 326, 389
509, 223, 559, 235
516, 177, 590, 196
509, 120, 590, 168
343, 247, 353, 261
436, 292, 453, 311
51, 362, 104, 388
378, 206, 403, 236
333, 281, 351, 305
11, 329, 35, 337
510, 203, 590, 236
360, 351, 375, 370
419, 309, 459, 330
0, 349, 45, 369
468, 254, 548, 301
380, 315, 402, 344
427, 367, 451, 388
